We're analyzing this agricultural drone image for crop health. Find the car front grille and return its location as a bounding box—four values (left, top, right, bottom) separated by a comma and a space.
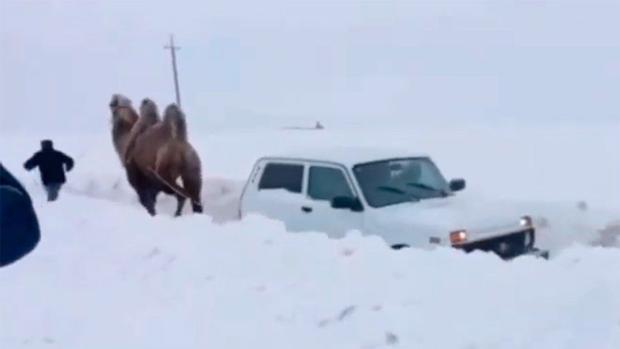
456, 229, 535, 259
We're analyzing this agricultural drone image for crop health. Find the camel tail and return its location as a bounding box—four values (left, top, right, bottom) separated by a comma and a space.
147, 167, 199, 206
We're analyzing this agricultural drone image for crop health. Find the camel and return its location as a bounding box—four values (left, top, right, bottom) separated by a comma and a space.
109, 95, 203, 216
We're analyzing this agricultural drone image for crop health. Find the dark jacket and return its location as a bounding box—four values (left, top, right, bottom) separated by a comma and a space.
24, 142, 74, 185
0, 163, 40, 267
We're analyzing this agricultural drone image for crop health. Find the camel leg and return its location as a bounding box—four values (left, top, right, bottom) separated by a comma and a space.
153, 148, 202, 215
181, 168, 203, 214
138, 187, 157, 216
156, 170, 187, 217
125, 164, 143, 193
174, 194, 186, 217
154, 159, 194, 217
127, 166, 157, 216
192, 201, 203, 214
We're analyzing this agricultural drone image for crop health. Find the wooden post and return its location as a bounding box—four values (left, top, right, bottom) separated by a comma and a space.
164, 34, 182, 107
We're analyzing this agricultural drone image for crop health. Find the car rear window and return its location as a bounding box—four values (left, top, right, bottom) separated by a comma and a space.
258, 163, 304, 193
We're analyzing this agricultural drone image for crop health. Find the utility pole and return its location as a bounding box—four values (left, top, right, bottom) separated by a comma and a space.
164, 34, 182, 107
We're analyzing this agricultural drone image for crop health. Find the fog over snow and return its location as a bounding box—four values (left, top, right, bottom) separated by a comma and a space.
1, 0, 619, 132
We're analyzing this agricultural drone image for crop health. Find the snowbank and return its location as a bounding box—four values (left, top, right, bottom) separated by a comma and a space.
1, 192, 620, 348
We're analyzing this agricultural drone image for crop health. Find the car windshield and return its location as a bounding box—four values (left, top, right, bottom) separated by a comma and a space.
353, 157, 450, 208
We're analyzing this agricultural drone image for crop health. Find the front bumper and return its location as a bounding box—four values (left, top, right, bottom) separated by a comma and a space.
454, 228, 548, 260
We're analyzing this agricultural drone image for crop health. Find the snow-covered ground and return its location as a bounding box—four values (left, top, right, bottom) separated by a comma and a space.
1, 122, 620, 348
1, 186, 620, 349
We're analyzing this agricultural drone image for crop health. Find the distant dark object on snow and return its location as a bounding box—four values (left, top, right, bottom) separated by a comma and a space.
577, 201, 588, 211
282, 121, 325, 131
0, 164, 40, 267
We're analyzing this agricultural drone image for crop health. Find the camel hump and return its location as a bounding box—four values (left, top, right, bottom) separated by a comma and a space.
163, 104, 187, 141
139, 98, 161, 125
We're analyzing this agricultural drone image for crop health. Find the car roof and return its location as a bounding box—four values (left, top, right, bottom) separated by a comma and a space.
263, 147, 429, 167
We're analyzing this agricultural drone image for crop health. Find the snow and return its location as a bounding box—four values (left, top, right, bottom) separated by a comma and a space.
1, 122, 619, 348
1, 192, 620, 348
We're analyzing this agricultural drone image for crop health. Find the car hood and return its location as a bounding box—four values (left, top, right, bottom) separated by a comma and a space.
375, 194, 526, 239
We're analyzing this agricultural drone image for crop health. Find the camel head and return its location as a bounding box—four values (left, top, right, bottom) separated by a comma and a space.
109, 93, 132, 110
109, 94, 138, 126
109, 94, 139, 161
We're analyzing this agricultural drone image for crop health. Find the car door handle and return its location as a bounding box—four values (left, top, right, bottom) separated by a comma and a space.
301, 206, 313, 213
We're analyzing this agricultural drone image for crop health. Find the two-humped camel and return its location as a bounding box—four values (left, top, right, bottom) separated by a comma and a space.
109, 94, 202, 216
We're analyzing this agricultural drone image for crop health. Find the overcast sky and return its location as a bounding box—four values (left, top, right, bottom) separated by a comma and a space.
1, 0, 619, 132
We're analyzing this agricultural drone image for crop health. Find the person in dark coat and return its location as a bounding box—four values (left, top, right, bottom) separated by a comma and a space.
24, 140, 74, 201
0, 163, 40, 267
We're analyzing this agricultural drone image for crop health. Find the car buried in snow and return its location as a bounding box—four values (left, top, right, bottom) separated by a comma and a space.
239, 148, 549, 260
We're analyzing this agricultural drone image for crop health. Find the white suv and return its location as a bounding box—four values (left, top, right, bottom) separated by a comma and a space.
240, 148, 548, 259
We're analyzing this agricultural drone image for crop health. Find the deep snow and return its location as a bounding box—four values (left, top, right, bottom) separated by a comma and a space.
1, 122, 619, 348
1, 191, 620, 349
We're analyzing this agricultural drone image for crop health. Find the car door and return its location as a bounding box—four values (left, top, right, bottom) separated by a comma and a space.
299, 163, 364, 238
249, 161, 311, 232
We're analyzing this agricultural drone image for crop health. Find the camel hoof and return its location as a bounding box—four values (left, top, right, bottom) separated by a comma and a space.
192, 203, 203, 213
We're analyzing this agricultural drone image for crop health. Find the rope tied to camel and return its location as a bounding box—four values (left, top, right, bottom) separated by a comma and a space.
147, 168, 202, 207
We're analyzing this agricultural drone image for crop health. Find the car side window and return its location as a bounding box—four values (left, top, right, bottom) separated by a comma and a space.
258, 163, 304, 193
308, 166, 353, 201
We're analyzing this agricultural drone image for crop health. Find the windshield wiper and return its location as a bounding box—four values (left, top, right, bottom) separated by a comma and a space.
406, 182, 448, 197
376, 185, 420, 201
377, 185, 405, 194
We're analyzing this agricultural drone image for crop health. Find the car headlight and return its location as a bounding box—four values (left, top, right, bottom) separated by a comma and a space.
449, 229, 468, 245
520, 215, 533, 227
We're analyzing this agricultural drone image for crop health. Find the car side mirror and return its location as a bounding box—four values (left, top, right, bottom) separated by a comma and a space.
331, 196, 364, 212
449, 178, 466, 192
